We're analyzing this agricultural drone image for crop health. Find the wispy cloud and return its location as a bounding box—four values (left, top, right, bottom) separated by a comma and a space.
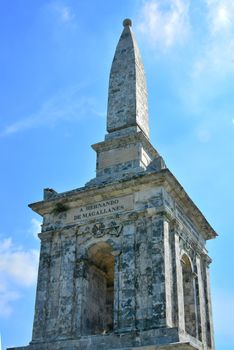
49, 2, 75, 24
191, 0, 234, 79
0, 238, 39, 287
1, 86, 102, 137
136, 0, 191, 50
136, 0, 234, 112
0, 282, 20, 317
182, 1, 234, 117
0, 237, 39, 317
29, 218, 42, 239
206, 0, 234, 35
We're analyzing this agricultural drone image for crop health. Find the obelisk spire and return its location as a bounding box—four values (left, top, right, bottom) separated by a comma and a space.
107, 19, 149, 139
87, 18, 165, 187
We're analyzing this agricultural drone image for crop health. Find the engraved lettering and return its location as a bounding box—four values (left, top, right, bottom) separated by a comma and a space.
72, 196, 133, 222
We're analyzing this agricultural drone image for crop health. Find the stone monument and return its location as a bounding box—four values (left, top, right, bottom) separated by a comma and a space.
9, 19, 217, 350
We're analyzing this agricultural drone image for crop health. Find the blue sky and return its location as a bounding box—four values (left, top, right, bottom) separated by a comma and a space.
0, 1, 233, 349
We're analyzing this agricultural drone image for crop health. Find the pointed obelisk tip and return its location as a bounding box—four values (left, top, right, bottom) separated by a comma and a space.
123, 18, 132, 27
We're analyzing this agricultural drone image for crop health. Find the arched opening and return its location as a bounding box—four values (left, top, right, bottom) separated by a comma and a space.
83, 242, 114, 335
181, 254, 196, 337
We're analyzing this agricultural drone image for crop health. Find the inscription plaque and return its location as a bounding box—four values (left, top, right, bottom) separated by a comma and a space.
46, 195, 135, 227
73, 195, 133, 221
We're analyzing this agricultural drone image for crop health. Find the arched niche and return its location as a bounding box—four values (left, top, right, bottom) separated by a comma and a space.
181, 253, 197, 337
82, 242, 114, 335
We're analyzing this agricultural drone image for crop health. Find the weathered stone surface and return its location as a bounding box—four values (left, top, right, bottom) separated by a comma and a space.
89, 131, 166, 185
10, 19, 216, 350
12, 173, 216, 350
90, 19, 160, 185
107, 20, 149, 138
8, 328, 198, 350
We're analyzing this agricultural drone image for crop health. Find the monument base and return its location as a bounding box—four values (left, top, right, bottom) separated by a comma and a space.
8, 328, 203, 350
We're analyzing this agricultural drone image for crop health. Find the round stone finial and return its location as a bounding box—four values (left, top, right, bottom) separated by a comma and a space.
123, 18, 132, 27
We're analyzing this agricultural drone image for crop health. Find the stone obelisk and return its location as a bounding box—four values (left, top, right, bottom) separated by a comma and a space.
9, 19, 216, 350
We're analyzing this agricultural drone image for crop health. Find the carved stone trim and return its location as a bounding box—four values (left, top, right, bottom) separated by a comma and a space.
78, 221, 123, 238
172, 217, 205, 257
179, 230, 205, 257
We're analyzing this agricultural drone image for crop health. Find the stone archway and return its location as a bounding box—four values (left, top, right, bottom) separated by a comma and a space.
181, 254, 197, 337
82, 242, 114, 335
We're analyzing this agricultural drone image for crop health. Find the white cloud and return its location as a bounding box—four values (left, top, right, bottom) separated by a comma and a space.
0, 237, 39, 317
136, 0, 234, 111
169, 0, 234, 113
0, 282, 20, 317
206, 0, 234, 35
192, 0, 234, 79
49, 3, 75, 24
0, 238, 39, 287
30, 218, 42, 239
137, 0, 190, 50
60, 7, 73, 23
1, 86, 100, 137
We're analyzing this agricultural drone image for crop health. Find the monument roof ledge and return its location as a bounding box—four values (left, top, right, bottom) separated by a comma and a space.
28, 169, 217, 240
92, 131, 159, 158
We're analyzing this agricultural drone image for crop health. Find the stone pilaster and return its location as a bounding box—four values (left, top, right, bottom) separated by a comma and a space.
196, 255, 207, 346
174, 231, 185, 332
118, 223, 136, 331
135, 216, 153, 330
192, 261, 200, 338
56, 230, 76, 337
45, 232, 62, 339
203, 259, 215, 349
164, 219, 173, 327
113, 250, 121, 331
151, 214, 173, 328
73, 258, 89, 336
32, 235, 52, 342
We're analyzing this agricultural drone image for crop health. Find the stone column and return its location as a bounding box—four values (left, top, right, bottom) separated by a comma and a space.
203, 259, 215, 349
44, 232, 62, 339
174, 231, 185, 331
135, 216, 153, 330
118, 223, 136, 331
73, 258, 89, 336
56, 230, 76, 338
32, 234, 52, 342
192, 260, 200, 339
164, 219, 173, 327
113, 250, 121, 331
151, 214, 173, 328
196, 254, 207, 346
